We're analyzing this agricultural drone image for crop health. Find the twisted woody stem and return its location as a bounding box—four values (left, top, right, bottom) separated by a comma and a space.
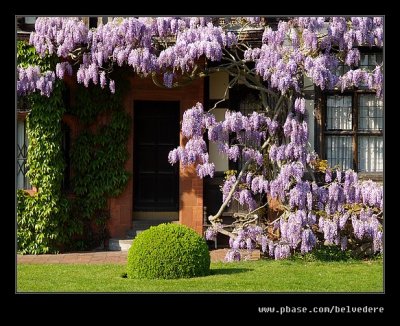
208, 138, 271, 227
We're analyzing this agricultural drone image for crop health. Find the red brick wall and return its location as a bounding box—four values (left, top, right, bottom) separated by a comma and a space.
179, 91, 205, 235
107, 75, 205, 237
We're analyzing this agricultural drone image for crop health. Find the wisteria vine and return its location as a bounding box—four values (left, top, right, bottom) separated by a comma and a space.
18, 17, 383, 97
170, 100, 383, 261
17, 16, 383, 260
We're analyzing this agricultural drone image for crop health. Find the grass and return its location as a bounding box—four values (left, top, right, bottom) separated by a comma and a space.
17, 258, 383, 292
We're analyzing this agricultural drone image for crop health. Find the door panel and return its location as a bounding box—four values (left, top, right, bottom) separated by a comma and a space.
157, 147, 174, 171
157, 174, 177, 203
137, 147, 156, 171
134, 101, 180, 211
137, 174, 156, 203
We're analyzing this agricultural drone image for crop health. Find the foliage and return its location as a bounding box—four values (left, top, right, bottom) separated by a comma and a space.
17, 41, 130, 252
291, 244, 354, 262
17, 41, 58, 97
313, 159, 329, 173
127, 223, 210, 279
69, 80, 130, 250
16, 66, 75, 253
17, 41, 55, 69
70, 74, 127, 123
17, 41, 74, 254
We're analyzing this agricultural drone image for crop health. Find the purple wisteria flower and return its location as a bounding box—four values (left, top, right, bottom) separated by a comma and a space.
225, 249, 241, 262
22, 16, 383, 98
17, 66, 55, 97
294, 97, 306, 115
300, 228, 316, 253
205, 223, 222, 241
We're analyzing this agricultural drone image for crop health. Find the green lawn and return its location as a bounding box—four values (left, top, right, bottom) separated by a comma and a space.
17, 258, 383, 292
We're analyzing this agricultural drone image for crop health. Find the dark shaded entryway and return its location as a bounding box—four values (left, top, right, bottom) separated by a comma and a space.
133, 101, 180, 211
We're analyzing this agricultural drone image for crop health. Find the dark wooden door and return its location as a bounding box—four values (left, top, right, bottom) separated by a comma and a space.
134, 101, 180, 211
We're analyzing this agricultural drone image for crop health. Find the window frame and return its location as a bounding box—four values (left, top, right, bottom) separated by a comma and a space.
315, 47, 383, 181
16, 112, 31, 190
320, 89, 383, 179
17, 113, 73, 193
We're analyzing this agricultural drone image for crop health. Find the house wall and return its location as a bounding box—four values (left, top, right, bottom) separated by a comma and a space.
208, 108, 229, 172
208, 71, 230, 172
107, 75, 205, 238
304, 76, 315, 149
209, 71, 229, 100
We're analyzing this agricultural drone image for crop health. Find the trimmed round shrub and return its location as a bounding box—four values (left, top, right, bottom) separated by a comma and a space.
127, 223, 210, 279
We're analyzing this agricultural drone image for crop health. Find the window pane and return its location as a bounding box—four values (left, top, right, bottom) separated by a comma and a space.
359, 54, 369, 67
326, 135, 352, 170
358, 94, 383, 131
334, 64, 350, 77
359, 53, 383, 89
24, 17, 36, 24
239, 92, 262, 115
358, 136, 383, 172
359, 53, 383, 71
326, 95, 352, 130
17, 120, 31, 189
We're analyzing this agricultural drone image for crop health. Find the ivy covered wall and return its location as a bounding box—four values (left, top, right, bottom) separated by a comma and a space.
69, 78, 131, 250
17, 41, 131, 253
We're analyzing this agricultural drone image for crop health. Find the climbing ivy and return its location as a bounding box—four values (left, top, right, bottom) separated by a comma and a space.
69, 75, 131, 250
17, 40, 55, 69
17, 41, 75, 253
17, 41, 131, 252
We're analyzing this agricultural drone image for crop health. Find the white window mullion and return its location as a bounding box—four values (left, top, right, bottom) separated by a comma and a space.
17, 119, 30, 189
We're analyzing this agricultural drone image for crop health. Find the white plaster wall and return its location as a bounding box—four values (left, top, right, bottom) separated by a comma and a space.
304, 76, 315, 150
208, 71, 230, 171
209, 71, 229, 100
208, 108, 229, 172
305, 99, 315, 150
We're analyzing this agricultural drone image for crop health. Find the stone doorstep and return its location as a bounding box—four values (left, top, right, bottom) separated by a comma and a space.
108, 238, 133, 251
112, 221, 179, 251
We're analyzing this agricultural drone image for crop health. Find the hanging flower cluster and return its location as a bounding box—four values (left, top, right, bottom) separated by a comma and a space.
18, 16, 383, 97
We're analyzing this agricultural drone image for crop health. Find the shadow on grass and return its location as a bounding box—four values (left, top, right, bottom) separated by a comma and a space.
209, 268, 253, 276
120, 269, 252, 279
290, 245, 355, 262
